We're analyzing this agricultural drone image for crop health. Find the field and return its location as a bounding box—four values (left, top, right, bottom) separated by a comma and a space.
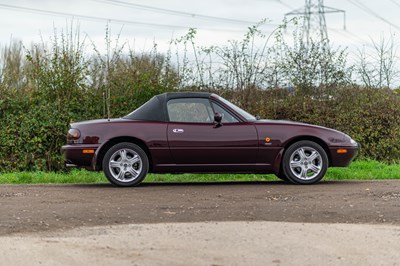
0, 160, 399, 184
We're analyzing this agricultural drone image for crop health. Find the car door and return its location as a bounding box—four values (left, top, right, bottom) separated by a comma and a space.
167, 97, 258, 165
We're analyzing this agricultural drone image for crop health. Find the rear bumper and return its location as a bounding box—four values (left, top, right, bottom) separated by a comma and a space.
329, 144, 360, 167
61, 144, 100, 169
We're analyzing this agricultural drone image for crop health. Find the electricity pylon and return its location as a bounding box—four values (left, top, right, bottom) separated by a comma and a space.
285, 0, 346, 47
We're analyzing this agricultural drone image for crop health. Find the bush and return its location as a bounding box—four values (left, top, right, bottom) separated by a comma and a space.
0, 27, 177, 172
218, 86, 400, 162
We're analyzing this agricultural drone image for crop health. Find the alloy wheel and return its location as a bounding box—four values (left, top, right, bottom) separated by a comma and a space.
108, 148, 143, 183
289, 146, 323, 180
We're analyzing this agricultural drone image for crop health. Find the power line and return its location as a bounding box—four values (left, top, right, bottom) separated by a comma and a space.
389, 0, 400, 8
0, 3, 251, 33
275, 0, 295, 10
93, 0, 259, 25
0, 3, 182, 30
328, 27, 369, 46
347, 0, 400, 31
257, 0, 295, 10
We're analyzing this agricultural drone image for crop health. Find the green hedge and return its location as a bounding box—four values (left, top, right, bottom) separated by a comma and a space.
219, 86, 400, 162
0, 42, 177, 171
1, 37, 399, 170
1, 85, 399, 171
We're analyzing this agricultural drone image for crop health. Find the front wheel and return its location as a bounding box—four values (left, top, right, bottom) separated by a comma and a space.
282, 141, 328, 185
102, 142, 149, 187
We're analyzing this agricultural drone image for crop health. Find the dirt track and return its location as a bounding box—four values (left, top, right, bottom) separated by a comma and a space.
2, 180, 400, 265
1, 180, 400, 235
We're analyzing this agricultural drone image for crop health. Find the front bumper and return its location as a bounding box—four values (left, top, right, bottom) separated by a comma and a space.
329, 143, 360, 167
61, 144, 100, 168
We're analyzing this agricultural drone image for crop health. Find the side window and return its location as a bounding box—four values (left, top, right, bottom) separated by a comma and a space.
211, 102, 239, 123
167, 98, 213, 123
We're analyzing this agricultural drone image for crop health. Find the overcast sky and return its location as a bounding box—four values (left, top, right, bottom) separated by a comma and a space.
1, 0, 400, 53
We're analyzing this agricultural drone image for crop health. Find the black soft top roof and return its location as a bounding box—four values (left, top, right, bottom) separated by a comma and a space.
124, 92, 213, 122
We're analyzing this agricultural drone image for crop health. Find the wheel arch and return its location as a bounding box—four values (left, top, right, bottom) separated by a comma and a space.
283, 136, 332, 166
93, 136, 153, 172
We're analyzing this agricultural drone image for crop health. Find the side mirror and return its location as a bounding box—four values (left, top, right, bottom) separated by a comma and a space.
214, 112, 223, 127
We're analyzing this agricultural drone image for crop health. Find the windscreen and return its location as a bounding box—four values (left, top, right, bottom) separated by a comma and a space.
214, 95, 256, 121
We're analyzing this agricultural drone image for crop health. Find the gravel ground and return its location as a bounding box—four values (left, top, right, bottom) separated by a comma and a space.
1, 221, 400, 266
1, 180, 400, 265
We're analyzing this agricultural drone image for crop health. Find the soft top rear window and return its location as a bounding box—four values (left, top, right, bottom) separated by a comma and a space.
124, 96, 166, 121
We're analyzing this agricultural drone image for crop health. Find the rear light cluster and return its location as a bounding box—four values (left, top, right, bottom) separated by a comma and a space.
67, 128, 81, 143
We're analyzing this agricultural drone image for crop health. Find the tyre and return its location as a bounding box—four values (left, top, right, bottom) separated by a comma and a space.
282, 140, 328, 185
102, 142, 149, 187
275, 172, 290, 182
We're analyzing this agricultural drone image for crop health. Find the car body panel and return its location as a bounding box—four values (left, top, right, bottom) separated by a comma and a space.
167, 122, 258, 164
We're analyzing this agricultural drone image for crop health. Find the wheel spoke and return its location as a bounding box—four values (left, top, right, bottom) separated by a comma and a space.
308, 151, 320, 162
309, 164, 321, 174
127, 155, 140, 165
116, 169, 126, 181
119, 149, 127, 161
127, 168, 138, 178
300, 167, 308, 179
109, 160, 120, 169
290, 160, 302, 168
297, 148, 307, 160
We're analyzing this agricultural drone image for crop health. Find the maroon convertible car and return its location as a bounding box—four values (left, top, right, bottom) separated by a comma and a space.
62, 92, 359, 186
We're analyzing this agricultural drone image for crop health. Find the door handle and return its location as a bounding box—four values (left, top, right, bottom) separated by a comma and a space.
172, 129, 184, 133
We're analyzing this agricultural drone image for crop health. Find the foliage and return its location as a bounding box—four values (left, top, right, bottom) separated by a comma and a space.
274, 30, 352, 93
0, 40, 26, 91
219, 86, 400, 162
173, 21, 284, 91
356, 33, 399, 88
95, 49, 179, 117
0, 24, 177, 171
0, 169, 107, 184
0, 160, 400, 184
89, 26, 179, 118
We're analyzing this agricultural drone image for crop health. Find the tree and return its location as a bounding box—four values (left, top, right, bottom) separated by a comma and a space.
273, 26, 351, 95
356, 34, 399, 88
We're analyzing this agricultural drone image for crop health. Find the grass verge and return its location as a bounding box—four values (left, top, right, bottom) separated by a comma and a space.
0, 160, 399, 185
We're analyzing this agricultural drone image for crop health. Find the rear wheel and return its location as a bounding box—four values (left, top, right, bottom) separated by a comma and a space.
102, 142, 149, 187
282, 140, 328, 184
275, 172, 290, 182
